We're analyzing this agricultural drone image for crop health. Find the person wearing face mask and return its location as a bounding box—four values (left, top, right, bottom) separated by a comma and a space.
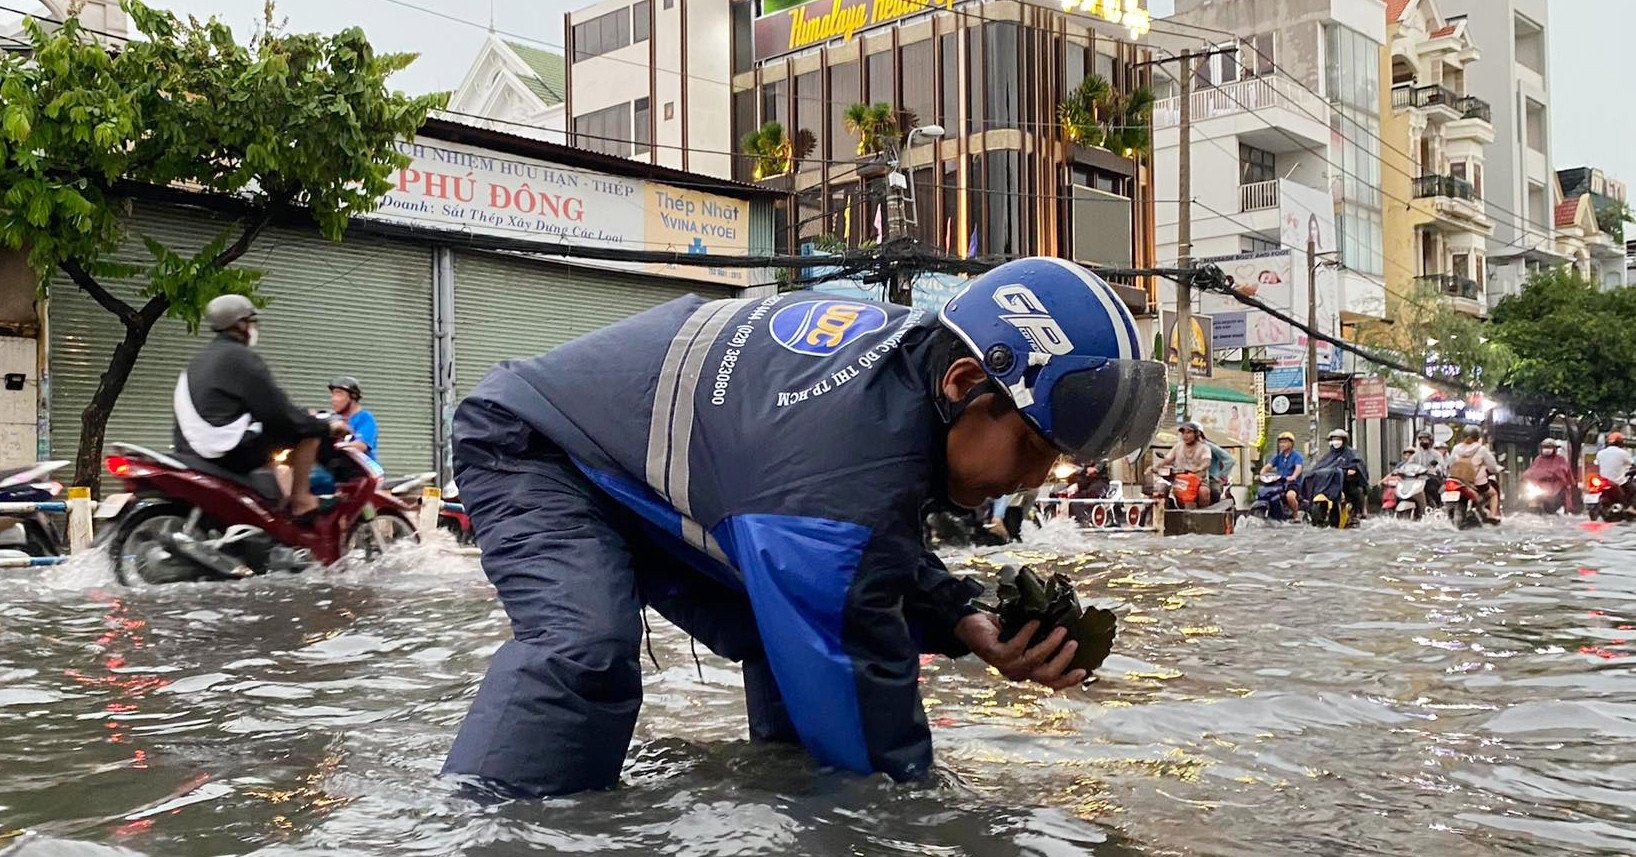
1405, 430, 1445, 475
1521, 439, 1576, 513
172, 294, 343, 521
1305, 428, 1369, 524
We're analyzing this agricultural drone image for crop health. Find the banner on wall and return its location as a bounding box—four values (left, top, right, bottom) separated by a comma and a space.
1192, 397, 1259, 446
368, 137, 754, 286
1197, 251, 1297, 348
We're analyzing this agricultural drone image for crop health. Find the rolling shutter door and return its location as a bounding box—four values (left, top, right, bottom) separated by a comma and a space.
49, 204, 436, 478
452, 250, 733, 390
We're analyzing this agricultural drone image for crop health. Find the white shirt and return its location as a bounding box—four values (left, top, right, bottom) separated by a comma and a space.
1596, 445, 1633, 481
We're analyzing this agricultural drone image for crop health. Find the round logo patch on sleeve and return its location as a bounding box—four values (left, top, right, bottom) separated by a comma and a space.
768, 299, 889, 356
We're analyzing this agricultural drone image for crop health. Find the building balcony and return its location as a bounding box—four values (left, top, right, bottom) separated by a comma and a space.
1414, 174, 1476, 201
1454, 95, 1491, 123
1447, 95, 1495, 144
1239, 179, 1279, 212
1391, 84, 1463, 122
1417, 273, 1485, 316
1153, 74, 1330, 151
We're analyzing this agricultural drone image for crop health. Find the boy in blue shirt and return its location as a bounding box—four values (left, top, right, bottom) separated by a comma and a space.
1269, 431, 1304, 516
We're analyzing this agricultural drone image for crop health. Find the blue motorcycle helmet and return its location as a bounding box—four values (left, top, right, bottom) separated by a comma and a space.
939, 257, 1168, 463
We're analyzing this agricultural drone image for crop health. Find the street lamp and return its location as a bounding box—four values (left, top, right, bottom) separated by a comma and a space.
898, 124, 945, 227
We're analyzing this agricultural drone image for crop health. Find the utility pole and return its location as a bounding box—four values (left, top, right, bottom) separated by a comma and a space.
1173, 47, 1194, 424
885, 171, 911, 304
1306, 217, 1320, 456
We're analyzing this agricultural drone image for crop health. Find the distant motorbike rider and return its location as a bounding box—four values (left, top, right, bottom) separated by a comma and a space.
1307, 428, 1368, 522
1522, 439, 1576, 512
1405, 430, 1445, 475
173, 295, 343, 521
1269, 431, 1304, 516
1595, 431, 1632, 483
1449, 426, 1503, 522
1158, 421, 1217, 506
327, 376, 379, 462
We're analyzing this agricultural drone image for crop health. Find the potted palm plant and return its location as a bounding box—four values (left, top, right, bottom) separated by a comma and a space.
740, 120, 793, 180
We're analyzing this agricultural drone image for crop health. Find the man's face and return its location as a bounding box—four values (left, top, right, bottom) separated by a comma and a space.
1277, 438, 1292, 454
1420, 438, 1432, 449
942, 358, 1060, 509
329, 388, 351, 413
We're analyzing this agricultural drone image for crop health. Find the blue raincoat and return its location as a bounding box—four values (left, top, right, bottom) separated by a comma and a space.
442, 294, 985, 796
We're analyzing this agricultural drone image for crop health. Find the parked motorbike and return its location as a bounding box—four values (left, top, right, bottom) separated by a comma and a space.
0, 460, 69, 557
99, 440, 417, 585
1381, 463, 1433, 521
1584, 466, 1636, 522
1248, 472, 1296, 522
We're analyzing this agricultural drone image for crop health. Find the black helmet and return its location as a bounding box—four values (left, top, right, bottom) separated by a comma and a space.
206, 294, 257, 332
328, 375, 363, 400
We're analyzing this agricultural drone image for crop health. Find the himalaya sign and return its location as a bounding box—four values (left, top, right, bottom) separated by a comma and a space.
753, 0, 953, 61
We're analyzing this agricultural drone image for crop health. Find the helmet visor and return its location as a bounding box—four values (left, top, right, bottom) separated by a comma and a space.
1041, 357, 1169, 462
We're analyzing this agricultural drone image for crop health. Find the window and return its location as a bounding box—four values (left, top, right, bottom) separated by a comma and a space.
664, 0, 673, 8
632, 1, 650, 44
828, 62, 859, 163
1241, 235, 1279, 254
866, 47, 894, 107
940, 33, 959, 133
1527, 183, 1548, 234
761, 78, 787, 129
966, 154, 983, 255
664, 101, 674, 120
1524, 98, 1546, 152
572, 9, 631, 61
1240, 143, 1275, 184
983, 22, 1020, 130
1452, 253, 1470, 280
1239, 32, 1273, 78
793, 71, 821, 173
1218, 46, 1239, 84
633, 97, 650, 155
941, 160, 959, 253
1514, 14, 1544, 74
731, 90, 755, 180
574, 102, 632, 156
1065, 37, 1086, 91
1324, 24, 1379, 112
910, 165, 935, 244
965, 28, 983, 136
1472, 162, 1483, 197
900, 40, 934, 132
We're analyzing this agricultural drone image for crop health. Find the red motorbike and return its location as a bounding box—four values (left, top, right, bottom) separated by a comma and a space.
1585, 467, 1636, 522
98, 440, 417, 585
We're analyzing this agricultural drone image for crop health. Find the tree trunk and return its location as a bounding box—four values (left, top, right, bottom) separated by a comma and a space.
72, 314, 160, 492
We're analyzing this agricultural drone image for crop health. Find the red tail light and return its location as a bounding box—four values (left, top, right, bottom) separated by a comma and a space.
1588, 474, 1608, 491
1444, 479, 1460, 493
105, 455, 131, 476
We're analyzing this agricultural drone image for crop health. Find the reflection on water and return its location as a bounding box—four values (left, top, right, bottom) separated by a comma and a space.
1, 518, 1633, 856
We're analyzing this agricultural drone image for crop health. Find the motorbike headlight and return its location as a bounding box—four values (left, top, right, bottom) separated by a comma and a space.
1525, 484, 1543, 499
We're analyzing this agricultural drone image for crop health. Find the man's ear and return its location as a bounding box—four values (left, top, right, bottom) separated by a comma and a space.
941, 357, 989, 403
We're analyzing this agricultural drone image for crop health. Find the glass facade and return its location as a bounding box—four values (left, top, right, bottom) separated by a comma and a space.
1325, 23, 1384, 277
793, 72, 821, 174
828, 62, 859, 161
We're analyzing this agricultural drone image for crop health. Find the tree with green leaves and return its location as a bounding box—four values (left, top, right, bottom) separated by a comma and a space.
1489, 267, 1636, 463
1056, 74, 1155, 156
842, 102, 897, 157
740, 120, 793, 180
1357, 282, 1512, 398
0, 1, 442, 487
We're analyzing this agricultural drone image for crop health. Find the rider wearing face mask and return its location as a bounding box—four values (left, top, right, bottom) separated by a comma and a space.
1522, 439, 1576, 512
172, 294, 342, 521
1310, 428, 1369, 520
1405, 430, 1445, 475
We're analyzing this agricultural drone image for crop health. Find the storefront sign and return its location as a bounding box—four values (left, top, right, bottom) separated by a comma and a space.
1160, 311, 1212, 377
753, 0, 953, 62
1212, 312, 1246, 350
369, 138, 752, 286
1353, 376, 1388, 420
1269, 391, 1304, 416
1193, 397, 1258, 446
1266, 366, 1305, 393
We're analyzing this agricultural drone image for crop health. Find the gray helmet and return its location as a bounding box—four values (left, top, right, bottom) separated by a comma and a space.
328, 375, 363, 401
206, 294, 257, 332
1328, 428, 1349, 441
1416, 429, 1433, 440
1178, 421, 1204, 436
1462, 425, 1482, 440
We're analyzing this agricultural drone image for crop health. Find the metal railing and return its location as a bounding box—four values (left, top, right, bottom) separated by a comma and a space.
1154, 74, 1329, 129
1239, 179, 1279, 212
1415, 273, 1480, 300
1391, 84, 1469, 114
1413, 174, 1477, 201
1454, 95, 1492, 123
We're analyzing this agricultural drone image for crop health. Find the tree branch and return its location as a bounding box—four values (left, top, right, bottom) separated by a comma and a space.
208, 204, 280, 272
59, 259, 138, 327
137, 294, 170, 328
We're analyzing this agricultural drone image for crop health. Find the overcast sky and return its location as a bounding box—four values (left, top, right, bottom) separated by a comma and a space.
4, 0, 1629, 186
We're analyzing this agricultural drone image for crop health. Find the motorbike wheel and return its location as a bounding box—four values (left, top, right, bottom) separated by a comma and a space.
1450, 499, 1479, 530
345, 511, 417, 561
111, 503, 214, 586
1395, 499, 1419, 521
1588, 504, 1603, 521
1309, 499, 1331, 528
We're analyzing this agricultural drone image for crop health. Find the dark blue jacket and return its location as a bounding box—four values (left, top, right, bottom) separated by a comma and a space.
453, 294, 983, 781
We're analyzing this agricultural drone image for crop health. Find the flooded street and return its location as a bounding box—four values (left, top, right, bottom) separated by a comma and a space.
2, 517, 1633, 856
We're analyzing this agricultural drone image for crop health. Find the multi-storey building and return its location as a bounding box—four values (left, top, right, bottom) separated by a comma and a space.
1555, 167, 1628, 290
1437, 0, 1563, 299
1382, 0, 1494, 318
